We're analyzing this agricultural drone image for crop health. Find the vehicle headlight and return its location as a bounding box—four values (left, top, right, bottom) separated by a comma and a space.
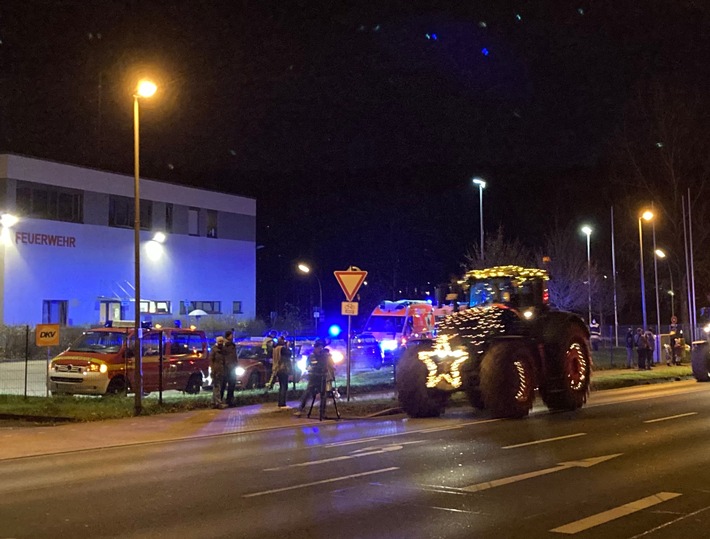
704, 324, 710, 334
380, 339, 398, 352
331, 350, 344, 364
235, 366, 246, 377
86, 362, 108, 373
297, 356, 308, 373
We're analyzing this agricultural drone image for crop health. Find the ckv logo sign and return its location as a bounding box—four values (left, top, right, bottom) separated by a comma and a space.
36, 324, 60, 347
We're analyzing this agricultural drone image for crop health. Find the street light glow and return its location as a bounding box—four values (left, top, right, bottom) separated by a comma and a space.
641, 210, 654, 221
297, 263, 310, 274
472, 177, 486, 188
136, 80, 157, 98
655, 249, 666, 258
581, 225, 592, 236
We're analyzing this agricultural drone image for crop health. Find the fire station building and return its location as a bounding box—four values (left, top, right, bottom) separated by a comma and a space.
0, 154, 256, 326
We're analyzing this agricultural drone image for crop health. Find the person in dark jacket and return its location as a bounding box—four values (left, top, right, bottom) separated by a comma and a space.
294, 339, 335, 417
222, 330, 238, 407
209, 336, 226, 408
625, 328, 635, 368
268, 335, 293, 408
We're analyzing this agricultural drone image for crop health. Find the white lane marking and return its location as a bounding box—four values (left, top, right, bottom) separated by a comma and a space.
643, 412, 698, 424
502, 433, 587, 449
242, 467, 399, 498
263, 441, 421, 471
458, 454, 622, 493
550, 492, 682, 534
627, 503, 710, 539
324, 418, 502, 448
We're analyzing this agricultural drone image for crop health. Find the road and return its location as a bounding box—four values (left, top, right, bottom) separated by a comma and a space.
1, 382, 710, 538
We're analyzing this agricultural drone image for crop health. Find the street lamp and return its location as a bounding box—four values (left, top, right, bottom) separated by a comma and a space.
655, 249, 675, 320
472, 177, 486, 260
297, 263, 323, 333
581, 225, 592, 325
638, 210, 653, 332
133, 78, 157, 416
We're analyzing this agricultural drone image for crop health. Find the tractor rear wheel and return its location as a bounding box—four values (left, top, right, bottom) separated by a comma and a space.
479, 341, 535, 418
540, 324, 591, 411
397, 344, 448, 418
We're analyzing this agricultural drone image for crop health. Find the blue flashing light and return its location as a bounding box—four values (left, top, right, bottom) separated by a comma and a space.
481, 48, 489, 56
328, 324, 342, 338
431, 33, 437, 40
174, 320, 182, 328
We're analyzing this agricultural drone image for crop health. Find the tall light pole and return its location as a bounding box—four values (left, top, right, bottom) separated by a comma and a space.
298, 263, 322, 334
651, 219, 661, 363
638, 210, 654, 332
133, 79, 157, 416
655, 249, 675, 320
581, 225, 592, 325
472, 177, 486, 260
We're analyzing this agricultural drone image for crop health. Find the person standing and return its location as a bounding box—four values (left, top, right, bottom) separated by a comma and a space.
223, 330, 238, 407
644, 327, 656, 369
634, 328, 648, 370
294, 339, 334, 417
268, 335, 293, 408
209, 336, 226, 408
625, 328, 635, 369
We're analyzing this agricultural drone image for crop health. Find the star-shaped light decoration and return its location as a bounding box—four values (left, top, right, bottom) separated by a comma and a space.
418, 334, 469, 389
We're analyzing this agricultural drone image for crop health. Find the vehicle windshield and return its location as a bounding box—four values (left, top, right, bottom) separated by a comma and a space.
237, 345, 267, 360
469, 278, 538, 309
363, 316, 403, 334
68, 331, 125, 354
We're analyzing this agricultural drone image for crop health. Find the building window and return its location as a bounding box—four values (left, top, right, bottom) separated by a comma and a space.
180, 300, 221, 315
206, 210, 217, 238
155, 301, 171, 314
232, 301, 243, 314
16, 183, 83, 223
43, 300, 68, 325
165, 204, 173, 233
188, 208, 199, 236
109, 195, 152, 230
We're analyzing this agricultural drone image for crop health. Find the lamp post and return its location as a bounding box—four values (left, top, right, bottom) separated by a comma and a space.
655, 249, 675, 320
651, 219, 661, 363
297, 263, 323, 334
581, 225, 592, 325
472, 177, 486, 260
133, 79, 157, 416
638, 210, 653, 332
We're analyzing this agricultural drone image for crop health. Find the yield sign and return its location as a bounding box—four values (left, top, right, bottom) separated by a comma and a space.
334, 267, 367, 302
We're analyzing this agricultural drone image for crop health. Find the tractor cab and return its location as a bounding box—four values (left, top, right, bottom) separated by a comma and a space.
462, 265, 549, 312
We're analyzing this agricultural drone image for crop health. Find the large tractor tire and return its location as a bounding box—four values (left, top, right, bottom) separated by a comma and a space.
691, 341, 710, 382
396, 344, 449, 418
540, 323, 591, 411
479, 341, 536, 418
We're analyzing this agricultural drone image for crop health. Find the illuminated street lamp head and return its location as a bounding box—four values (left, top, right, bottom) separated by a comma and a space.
655, 249, 666, 258
472, 177, 486, 189
136, 80, 157, 98
297, 263, 311, 274
641, 210, 654, 221
581, 225, 592, 236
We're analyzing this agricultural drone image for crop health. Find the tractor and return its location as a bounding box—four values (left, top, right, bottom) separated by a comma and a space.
397, 265, 592, 418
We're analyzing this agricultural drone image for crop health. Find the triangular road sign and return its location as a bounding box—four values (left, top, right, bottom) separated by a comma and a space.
334, 268, 368, 302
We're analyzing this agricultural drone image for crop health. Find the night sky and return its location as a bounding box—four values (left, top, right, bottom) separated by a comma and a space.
1, 1, 708, 323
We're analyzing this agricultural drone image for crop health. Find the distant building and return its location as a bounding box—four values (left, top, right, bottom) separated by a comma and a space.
0, 154, 255, 326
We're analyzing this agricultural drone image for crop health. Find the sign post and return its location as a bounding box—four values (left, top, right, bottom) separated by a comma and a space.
35, 324, 60, 399
334, 266, 367, 401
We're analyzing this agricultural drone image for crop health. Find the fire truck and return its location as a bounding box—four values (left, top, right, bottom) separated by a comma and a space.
47, 321, 208, 396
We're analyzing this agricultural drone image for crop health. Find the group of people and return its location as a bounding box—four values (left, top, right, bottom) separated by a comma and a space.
208, 330, 238, 409
208, 329, 336, 415
625, 327, 656, 370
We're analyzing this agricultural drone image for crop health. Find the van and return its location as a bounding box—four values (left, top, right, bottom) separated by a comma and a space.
47, 322, 208, 396
357, 300, 435, 362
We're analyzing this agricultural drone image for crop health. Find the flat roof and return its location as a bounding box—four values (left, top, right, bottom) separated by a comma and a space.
0, 154, 255, 216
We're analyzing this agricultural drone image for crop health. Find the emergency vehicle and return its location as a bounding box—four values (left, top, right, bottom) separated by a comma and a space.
356, 300, 435, 362
47, 321, 208, 396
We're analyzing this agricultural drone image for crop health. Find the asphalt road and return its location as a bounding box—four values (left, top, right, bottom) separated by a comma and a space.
1, 382, 710, 538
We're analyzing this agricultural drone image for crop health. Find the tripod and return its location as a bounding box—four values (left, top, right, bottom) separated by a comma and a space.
307, 375, 341, 421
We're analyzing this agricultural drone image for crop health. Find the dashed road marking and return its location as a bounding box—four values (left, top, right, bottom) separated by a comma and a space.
550, 492, 682, 534
643, 412, 697, 423
502, 432, 586, 449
